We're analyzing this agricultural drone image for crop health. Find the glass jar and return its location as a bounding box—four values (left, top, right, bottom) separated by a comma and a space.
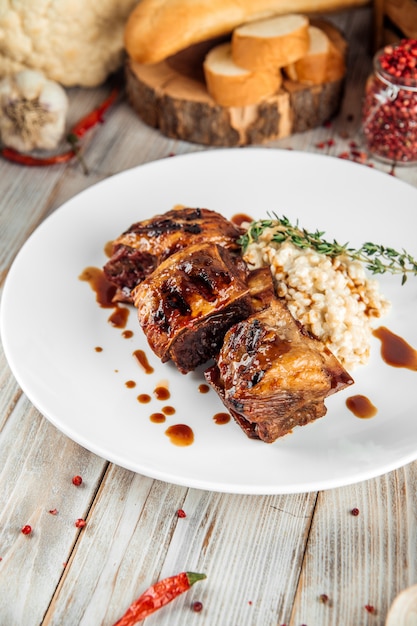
362, 43, 417, 165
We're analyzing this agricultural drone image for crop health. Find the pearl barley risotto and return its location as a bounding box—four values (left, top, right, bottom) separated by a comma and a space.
243, 227, 390, 370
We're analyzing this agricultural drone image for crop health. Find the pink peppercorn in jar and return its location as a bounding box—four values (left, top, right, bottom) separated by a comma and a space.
362, 39, 417, 165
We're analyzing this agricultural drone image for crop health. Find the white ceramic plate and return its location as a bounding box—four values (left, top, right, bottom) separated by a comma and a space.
2, 148, 417, 494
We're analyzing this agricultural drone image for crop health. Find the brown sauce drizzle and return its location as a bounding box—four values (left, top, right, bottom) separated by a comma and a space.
162, 405, 175, 416
94, 346, 103, 352
133, 349, 154, 374
231, 213, 253, 227
125, 380, 136, 389
150, 413, 166, 423
373, 326, 417, 371
154, 386, 170, 401
346, 395, 378, 419
198, 384, 210, 394
122, 330, 134, 339
79, 266, 116, 308
213, 412, 231, 425
108, 306, 129, 329
79, 266, 129, 328
165, 424, 194, 446
137, 393, 151, 403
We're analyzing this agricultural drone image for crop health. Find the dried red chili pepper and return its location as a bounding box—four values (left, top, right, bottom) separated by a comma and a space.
70, 85, 119, 139
1, 84, 120, 169
1, 147, 76, 166
112, 571, 206, 625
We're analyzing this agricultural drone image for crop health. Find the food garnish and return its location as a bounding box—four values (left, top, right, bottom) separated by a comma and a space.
238, 214, 417, 284
112, 571, 207, 625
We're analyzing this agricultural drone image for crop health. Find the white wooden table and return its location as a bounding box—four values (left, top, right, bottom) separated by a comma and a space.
1, 7, 417, 625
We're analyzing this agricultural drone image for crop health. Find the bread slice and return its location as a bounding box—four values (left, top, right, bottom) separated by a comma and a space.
203, 42, 282, 107
284, 26, 330, 83
231, 14, 310, 71
284, 25, 345, 83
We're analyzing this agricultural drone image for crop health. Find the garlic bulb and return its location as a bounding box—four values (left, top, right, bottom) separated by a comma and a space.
0, 70, 68, 152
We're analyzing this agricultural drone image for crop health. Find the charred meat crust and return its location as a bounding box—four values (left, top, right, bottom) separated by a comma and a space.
133, 242, 253, 373
103, 206, 243, 302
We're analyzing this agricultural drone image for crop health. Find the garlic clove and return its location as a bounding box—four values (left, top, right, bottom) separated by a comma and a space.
39, 81, 69, 113
385, 584, 417, 626
0, 69, 69, 152
14, 70, 46, 99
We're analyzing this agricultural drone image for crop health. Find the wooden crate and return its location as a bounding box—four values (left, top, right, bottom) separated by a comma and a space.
373, 0, 417, 50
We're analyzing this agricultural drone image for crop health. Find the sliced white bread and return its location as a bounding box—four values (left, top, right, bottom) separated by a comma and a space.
284, 25, 345, 84
231, 14, 310, 71
203, 42, 282, 107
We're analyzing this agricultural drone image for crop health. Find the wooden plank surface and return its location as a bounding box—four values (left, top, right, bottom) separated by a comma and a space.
1, 6, 417, 626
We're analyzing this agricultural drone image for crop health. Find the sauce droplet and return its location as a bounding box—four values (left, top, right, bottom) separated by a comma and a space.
133, 349, 154, 374
346, 395, 378, 419
213, 412, 231, 425
122, 330, 134, 339
137, 393, 151, 404
154, 386, 171, 401
150, 413, 166, 423
165, 424, 194, 446
198, 384, 210, 394
125, 380, 136, 389
231, 213, 253, 227
162, 405, 175, 416
94, 346, 103, 352
373, 326, 417, 370
108, 306, 130, 329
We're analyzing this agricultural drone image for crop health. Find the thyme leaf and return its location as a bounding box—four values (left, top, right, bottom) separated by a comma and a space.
238, 214, 417, 285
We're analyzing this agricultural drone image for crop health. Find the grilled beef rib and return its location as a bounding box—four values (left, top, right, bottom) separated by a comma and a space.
205, 270, 354, 442
133, 242, 253, 373
103, 206, 243, 302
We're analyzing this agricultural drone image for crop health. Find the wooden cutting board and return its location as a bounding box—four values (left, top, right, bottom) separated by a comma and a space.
125, 20, 347, 147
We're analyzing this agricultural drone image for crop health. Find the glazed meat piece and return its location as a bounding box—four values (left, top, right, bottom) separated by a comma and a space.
205, 290, 354, 443
103, 206, 243, 302
133, 242, 253, 374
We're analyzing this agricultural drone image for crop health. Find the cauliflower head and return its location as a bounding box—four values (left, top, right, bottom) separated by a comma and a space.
0, 0, 139, 87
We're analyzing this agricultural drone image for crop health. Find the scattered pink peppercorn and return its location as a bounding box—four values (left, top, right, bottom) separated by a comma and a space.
177, 509, 187, 518
320, 593, 329, 603
351, 507, 360, 516
21, 525, 32, 535
192, 601, 203, 612
49, 509, 58, 515
72, 475, 83, 486
365, 604, 377, 614
75, 518, 86, 528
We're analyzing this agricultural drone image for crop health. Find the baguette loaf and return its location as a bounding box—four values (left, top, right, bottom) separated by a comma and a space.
231, 14, 309, 70
124, 0, 369, 65
203, 42, 282, 106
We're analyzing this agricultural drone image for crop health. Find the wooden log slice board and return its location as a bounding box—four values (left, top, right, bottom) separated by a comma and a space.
125, 19, 347, 147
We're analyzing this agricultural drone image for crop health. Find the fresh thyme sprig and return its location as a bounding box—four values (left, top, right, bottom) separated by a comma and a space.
238, 214, 417, 285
